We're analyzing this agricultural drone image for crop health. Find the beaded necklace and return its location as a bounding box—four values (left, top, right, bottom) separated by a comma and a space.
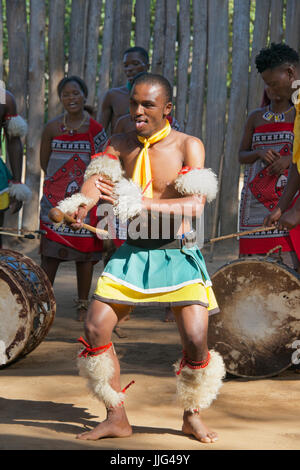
61, 111, 88, 135
262, 105, 294, 122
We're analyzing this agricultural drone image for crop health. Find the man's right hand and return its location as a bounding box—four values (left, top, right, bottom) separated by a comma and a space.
70, 205, 88, 231
263, 206, 282, 227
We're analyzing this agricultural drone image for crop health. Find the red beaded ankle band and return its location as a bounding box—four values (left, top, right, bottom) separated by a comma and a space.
176, 350, 211, 376
77, 336, 113, 358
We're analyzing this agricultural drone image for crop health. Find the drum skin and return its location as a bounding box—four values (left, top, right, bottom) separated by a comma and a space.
0, 249, 56, 367
208, 257, 300, 378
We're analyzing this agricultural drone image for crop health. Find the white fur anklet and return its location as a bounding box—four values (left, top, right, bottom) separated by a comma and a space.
77, 338, 125, 409
8, 182, 32, 203
175, 167, 218, 202
174, 350, 226, 411
84, 153, 123, 182
113, 178, 143, 223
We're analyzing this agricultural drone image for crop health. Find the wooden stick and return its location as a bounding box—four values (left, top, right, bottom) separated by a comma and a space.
209, 151, 224, 261
48, 207, 109, 238
0, 226, 39, 234
0, 230, 35, 239
206, 225, 277, 244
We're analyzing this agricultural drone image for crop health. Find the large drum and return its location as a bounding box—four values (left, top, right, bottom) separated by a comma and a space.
208, 257, 300, 378
0, 249, 56, 367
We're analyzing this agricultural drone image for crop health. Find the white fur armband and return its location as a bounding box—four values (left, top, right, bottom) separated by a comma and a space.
175, 167, 218, 203
113, 178, 143, 223
8, 182, 32, 203
84, 154, 123, 183
56, 193, 94, 215
6, 115, 28, 138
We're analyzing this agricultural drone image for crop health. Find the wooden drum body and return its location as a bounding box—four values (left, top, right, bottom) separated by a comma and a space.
0, 249, 56, 367
208, 257, 300, 378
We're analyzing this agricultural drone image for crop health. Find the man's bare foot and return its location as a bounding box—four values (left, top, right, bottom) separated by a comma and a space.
164, 308, 175, 322
76, 407, 132, 440
182, 410, 218, 443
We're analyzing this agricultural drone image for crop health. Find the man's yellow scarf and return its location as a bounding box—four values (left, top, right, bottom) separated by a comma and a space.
293, 93, 300, 174
132, 119, 171, 198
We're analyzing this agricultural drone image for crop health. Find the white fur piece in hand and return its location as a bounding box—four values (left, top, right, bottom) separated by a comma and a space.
8, 182, 32, 203
77, 350, 125, 409
6, 115, 28, 138
84, 154, 123, 182
174, 350, 226, 411
56, 193, 94, 215
113, 178, 143, 223
175, 168, 218, 202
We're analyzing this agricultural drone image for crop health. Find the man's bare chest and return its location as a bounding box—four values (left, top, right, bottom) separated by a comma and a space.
122, 145, 183, 196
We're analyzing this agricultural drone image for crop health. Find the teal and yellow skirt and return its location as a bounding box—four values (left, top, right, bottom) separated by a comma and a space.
93, 241, 219, 314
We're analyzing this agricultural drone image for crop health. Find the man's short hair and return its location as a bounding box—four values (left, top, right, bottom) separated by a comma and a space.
123, 46, 149, 65
255, 42, 299, 73
132, 73, 173, 103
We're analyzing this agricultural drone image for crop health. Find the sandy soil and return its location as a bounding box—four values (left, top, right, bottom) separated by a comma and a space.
0, 238, 299, 451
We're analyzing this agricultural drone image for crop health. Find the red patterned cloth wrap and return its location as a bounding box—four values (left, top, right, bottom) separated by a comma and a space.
239, 122, 299, 258
40, 118, 107, 253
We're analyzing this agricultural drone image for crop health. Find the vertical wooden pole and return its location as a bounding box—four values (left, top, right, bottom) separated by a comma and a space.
220, 0, 250, 237
48, 0, 65, 120
6, 0, 28, 117
111, 0, 133, 87
186, 0, 208, 139
205, 0, 228, 238
68, 0, 89, 77
135, 0, 151, 50
176, 0, 191, 130
270, 0, 283, 43
285, 0, 300, 50
248, 0, 270, 111
163, 0, 177, 90
5, 0, 28, 232
96, 0, 115, 121
84, 0, 102, 108
22, 0, 46, 230
152, 0, 165, 74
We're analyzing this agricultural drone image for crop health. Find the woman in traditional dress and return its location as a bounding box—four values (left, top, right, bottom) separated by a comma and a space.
40, 76, 108, 320
238, 85, 299, 269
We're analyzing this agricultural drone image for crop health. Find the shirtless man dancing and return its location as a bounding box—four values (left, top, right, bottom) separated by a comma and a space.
57, 73, 225, 444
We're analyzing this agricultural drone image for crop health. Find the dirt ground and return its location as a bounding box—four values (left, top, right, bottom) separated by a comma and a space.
0, 237, 299, 451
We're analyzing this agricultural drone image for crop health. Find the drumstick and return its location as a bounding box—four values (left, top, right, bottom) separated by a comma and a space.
0, 230, 35, 239
0, 226, 46, 235
205, 225, 277, 244
48, 207, 109, 238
